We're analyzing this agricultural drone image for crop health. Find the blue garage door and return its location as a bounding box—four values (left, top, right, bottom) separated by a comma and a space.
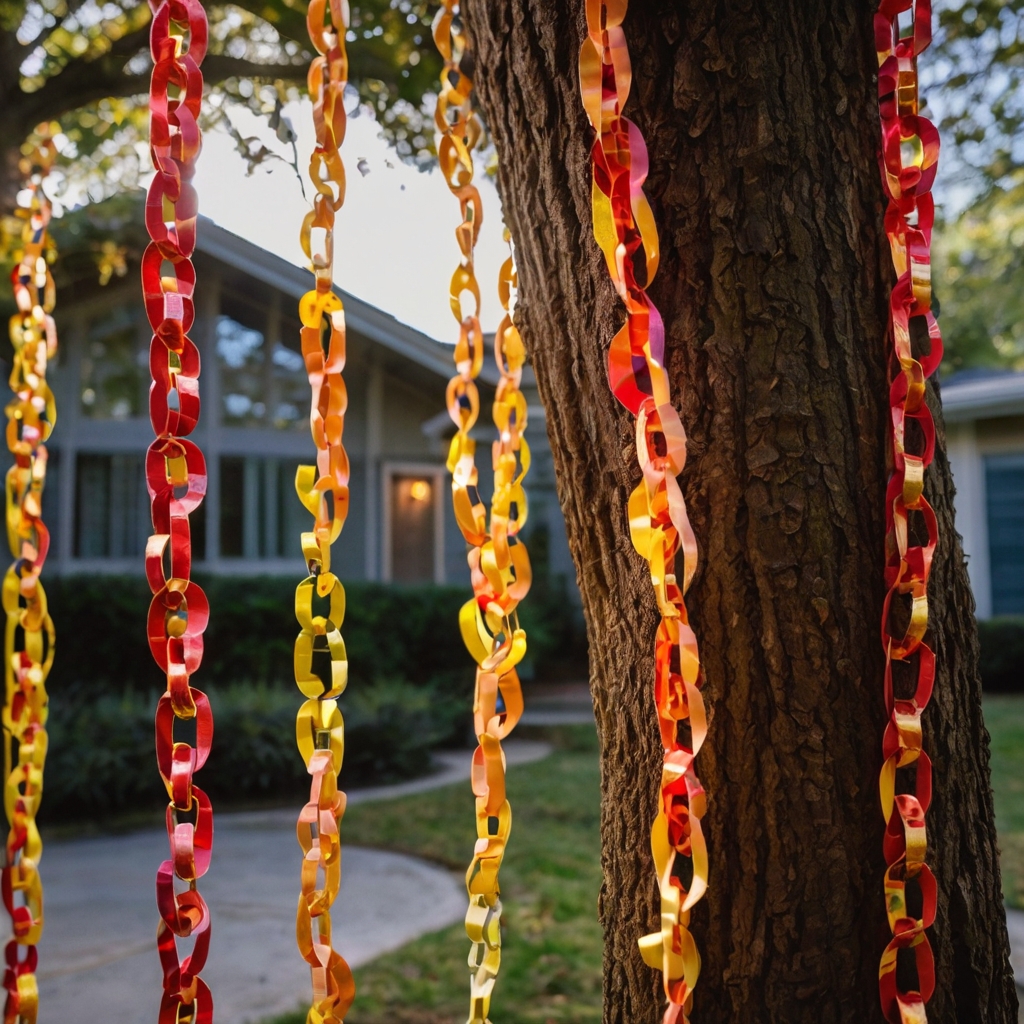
987, 454, 1024, 615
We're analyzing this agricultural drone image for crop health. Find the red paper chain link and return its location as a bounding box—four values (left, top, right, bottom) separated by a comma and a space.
874, 3, 942, 1022
144, 0, 213, 1019
580, 3, 707, 1022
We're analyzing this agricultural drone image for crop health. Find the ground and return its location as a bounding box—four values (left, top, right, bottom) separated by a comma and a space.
265, 697, 1024, 1024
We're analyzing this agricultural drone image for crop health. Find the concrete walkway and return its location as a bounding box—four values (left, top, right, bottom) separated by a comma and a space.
1007, 907, 1024, 1020
31, 740, 552, 1024
519, 682, 595, 727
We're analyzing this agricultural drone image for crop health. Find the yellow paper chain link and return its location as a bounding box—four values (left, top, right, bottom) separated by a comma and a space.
432, 8, 532, 1022
580, 4, 708, 1022
293, 0, 354, 1020
1, 130, 59, 1024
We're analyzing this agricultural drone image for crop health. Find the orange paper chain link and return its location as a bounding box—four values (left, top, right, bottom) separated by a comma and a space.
433, 6, 532, 1022
143, 0, 214, 1018
874, 3, 941, 1022
2, 130, 59, 1024
292, 0, 355, 1020
579, 3, 707, 1022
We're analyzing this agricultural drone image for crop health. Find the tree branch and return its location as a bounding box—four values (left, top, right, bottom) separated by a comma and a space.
3, 26, 309, 146
16, 0, 96, 61
202, 54, 309, 83
5, 23, 152, 135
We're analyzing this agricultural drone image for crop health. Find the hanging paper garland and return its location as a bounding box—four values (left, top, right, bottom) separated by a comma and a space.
143, 0, 214, 1019
579, 3, 707, 1022
432, 6, 532, 1022
874, 2, 941, 1021
2, 130, 59, 1024
291, 0, 355, 1020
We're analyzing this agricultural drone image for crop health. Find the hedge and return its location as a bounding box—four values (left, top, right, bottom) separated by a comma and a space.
978, 617, 1024, 693
42, 679, 464, 824
44, 574, 586, 695
36, 574, 588, 823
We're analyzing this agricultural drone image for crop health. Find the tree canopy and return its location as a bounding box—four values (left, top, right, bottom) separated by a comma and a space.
0, 0, 1021, 372
0, 0, 440, 200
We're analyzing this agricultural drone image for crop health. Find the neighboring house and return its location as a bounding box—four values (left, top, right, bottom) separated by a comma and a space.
945, 370, 1024, 618
33, 218, 575, 590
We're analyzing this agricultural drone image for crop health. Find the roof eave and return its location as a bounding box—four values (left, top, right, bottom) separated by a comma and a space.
196, 217, 501, 385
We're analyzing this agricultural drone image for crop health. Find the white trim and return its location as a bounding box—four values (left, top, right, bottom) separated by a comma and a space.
52, 556, 307, 577
380, 461, 446, 585
942, 373, 1024, 422
946, 420, 992, 619
364, 361, 383, 581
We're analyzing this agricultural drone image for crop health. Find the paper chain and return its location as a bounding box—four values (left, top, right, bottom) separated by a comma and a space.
292, 0, 355, 1019
579, 3, 708, 1022
875, 2, 942, 1021
0, 5, 945, 1022
432, 5, 533, 1022
2, 132, 58, 1024
143, 0, 215, 1018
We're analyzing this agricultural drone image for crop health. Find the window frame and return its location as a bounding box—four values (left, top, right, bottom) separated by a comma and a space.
380, 461, 446, 585
984, 450, 1024, 616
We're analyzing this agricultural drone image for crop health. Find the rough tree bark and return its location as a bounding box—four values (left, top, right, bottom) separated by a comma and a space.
464, 2, 1019, 1022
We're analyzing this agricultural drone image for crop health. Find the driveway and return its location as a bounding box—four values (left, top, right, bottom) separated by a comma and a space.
30, 741, 552, 1024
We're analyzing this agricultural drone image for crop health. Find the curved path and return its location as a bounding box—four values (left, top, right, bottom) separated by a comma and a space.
31, 741, 552, 1024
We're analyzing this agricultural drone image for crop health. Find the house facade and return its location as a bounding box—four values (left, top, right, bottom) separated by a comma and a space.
944, 371, 1024, 618
27, 214, 1024, 621
35, 219, 575, 591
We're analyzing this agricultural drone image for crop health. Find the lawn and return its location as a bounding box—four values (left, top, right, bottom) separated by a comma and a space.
985, 694, 1024, 908
268, 724, 604, 1024
266, 697, 1024, 1024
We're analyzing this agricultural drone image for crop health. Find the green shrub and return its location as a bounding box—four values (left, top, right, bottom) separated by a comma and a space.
44, 574, 586, 693
41, 677, 469, 824
36, 574, 586, 824
978, 616, 1024, 693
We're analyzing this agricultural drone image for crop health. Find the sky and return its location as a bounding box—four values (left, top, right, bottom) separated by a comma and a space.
193, 100, 509, 343
191, 84, 973, 346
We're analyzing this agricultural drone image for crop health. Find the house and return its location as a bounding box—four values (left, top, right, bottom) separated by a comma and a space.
34, 216, 576, 591
944, 370, 1024, 618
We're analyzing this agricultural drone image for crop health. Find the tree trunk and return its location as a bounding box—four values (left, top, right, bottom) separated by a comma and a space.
464, 1, 1019, 1022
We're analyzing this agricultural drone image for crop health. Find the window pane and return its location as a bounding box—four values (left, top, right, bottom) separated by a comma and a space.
987, 460, 1024, 614
220, 457, 245, 557
391, 476, 435, 583
75, 455, 110, 557
269, 317, 309, 431
74, 453, 148, 557
80, 307, 145, 419
279, 460, 312, 558
107, 454, 148, 558
217, 312, 266, 427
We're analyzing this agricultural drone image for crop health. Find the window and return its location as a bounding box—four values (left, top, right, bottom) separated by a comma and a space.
80, 306, 146, 420
74, 454, 150, 558
383, 464, 445, 584
986, 455, 1024, 615
217, 291, 308, 430
75, 454, 206, 562
219, 456, 309, 559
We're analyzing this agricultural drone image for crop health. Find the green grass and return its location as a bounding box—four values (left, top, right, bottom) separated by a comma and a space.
267, 698, 1024, 1024
268, 725, 604, 1024
984, 694, 1024, 908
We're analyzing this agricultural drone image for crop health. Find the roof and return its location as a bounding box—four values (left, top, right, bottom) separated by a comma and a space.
941, 370, 1024, 423
197, 217, 500, 386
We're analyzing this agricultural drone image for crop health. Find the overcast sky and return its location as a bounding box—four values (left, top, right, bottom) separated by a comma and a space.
193, 100, 508, 343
